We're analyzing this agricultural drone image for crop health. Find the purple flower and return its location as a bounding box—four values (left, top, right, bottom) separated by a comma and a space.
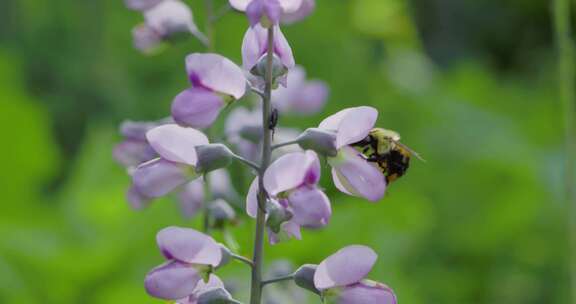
272, 65, 329, 114
145, 227, 223, 300
314, 245, 397, 304
172, 53, 247, 129
319, 107, 386, 201
242, 24, 294, 87
113, 119, 165, 170
128, 0, 206, 53
246, 150, 331, 243
131, 124, 209, 198
281, 0, 315, 24
229, 0, 303, 26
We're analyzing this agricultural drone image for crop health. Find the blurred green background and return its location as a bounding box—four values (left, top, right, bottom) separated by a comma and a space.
0, 0, 570, 303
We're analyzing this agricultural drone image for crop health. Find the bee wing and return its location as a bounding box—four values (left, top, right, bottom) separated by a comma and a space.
394, 141, 426, 162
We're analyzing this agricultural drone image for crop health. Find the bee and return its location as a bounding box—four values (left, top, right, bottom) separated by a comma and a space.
351, 128, 423, 184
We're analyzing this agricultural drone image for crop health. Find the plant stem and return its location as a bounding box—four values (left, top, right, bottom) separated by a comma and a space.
553, 0, 576, 302
204, 0, 215, 51
230, 253, 254, 267
250, 26, 275, 304
231, 153, 261, 172
261, 274, 295, 287
271, 139, 300, 151
200, 0, 215, 234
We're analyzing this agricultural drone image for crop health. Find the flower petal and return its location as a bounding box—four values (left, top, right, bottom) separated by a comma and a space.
177, 179, 205, 219
145, 260, 202, 300
186, 53, 247, 99
329, 146, 386, 202
157, 226, 222, 266
144, 0, 199, 36
278, 0, 303, 13
132, 158, 189, 198
314, 245, 378, 290
171, 88, 225, 129
263, 150, 319, 195
291, 80, 329, 114
124, 0, 163, 11
335, 106, 378, 148
273, 26, 295, 70
281, 0, 315, 24
246, 177, 259, 218
318, 108, 354, 131
126, 185, 152, 210
146, 124, 209, 165
338, 281, 397, 304
229, 0, 251, 11
288, 187, 331, 228
241, 24, 267, 71
113, 139, 156, 168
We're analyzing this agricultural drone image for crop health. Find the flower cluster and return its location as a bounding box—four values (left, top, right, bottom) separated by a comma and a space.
115, 0, 416, 302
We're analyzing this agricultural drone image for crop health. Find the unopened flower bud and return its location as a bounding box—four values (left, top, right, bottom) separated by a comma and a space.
208, 199, 237, 229
195, 144, 234, 173
265, 200, 292, 233
250, 54, 288, 80
197, 287, 238, 304
297, 128, 337, 157
293, 264, 320, 295
238, 125, 263, 143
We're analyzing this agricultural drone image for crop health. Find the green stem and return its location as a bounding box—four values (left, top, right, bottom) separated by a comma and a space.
261, 274, 295, 287
553, 0, 576, 301
250, 26, 275, 304
204, 0, 215, 51
200, 0, 215, 234
230, 253, 254, 267
271, 139, 300, 151
231, 153, 261, 171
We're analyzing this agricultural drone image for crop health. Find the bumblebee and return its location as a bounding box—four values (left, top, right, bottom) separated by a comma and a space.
351, 128, 423, 184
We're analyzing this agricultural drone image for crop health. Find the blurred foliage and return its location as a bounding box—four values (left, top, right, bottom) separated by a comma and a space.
0, 0, 570, 303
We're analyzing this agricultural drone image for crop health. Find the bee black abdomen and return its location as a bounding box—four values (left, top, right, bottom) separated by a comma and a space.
384, 150, 410, 183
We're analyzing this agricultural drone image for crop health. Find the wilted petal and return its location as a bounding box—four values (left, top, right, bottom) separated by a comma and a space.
288, 187, 331, 228
145, 260, 202, 300
132, 158, 189, 198
314, 245, 377, 290
246, 177, 259, 218
177, 179, 204, 218
126, 185, 152, 210
186, 53, 246, 99
281, 0, 315, 24
338, 281, 397, 304
264, 150, 319, 195
157, 226, 222, 266
144, 0, 198, 37
171, 88, 225, 129
329, 146, 386, 202
146, 124, 209, 165
113, 139, 156, 168
125, 0, 163, 11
